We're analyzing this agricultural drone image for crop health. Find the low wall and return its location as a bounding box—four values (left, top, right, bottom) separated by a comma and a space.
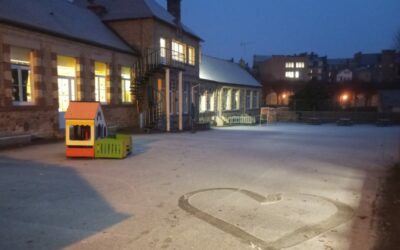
0, 106, 58, 138
265, 107, 400, 124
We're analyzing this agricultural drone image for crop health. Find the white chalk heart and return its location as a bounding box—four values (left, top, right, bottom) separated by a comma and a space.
179, 188, 353, 250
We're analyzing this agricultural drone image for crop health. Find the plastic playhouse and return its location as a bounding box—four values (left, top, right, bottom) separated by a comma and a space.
64, 101, 132, 159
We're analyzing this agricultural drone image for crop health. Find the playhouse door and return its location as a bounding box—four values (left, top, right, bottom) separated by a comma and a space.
58, 77, 76, 129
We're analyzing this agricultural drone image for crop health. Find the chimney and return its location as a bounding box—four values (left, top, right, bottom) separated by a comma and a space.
87, 0, 107, 16
167, 0, 181, 23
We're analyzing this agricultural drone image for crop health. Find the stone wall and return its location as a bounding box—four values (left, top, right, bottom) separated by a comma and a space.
0, 107, 58, 137
102, 104, 138, 129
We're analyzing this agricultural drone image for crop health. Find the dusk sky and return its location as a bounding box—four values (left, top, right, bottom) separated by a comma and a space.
157, 0, 400, 65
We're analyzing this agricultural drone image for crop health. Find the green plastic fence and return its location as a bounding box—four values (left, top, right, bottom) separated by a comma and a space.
115, 134, 133, 155
94, 134, 133, 159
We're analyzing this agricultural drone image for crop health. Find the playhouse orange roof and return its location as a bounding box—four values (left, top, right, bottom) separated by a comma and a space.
65, 102, 101, 120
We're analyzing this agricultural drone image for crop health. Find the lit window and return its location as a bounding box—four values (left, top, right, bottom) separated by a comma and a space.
172, 40, 186, 63
160, 38, 166, 58
222, 89, 232, 111
208, 92, 214, 111
200, 92, 207, 113
295, 71, 300, 78
95, 62, 107, 103
285, 71, 294, 78
57, 55, 77, 111
296, 62, 305, 68
121, 67, 132, 103
11, 47, 32, 103
232, 89, 240, 110
285, 62, 294, 68
188, 46, 195, 65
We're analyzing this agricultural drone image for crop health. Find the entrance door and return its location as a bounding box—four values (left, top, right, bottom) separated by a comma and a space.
58, 77, 76, 128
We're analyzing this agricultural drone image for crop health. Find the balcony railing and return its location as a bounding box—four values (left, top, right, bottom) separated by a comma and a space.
139, 48, 186, 74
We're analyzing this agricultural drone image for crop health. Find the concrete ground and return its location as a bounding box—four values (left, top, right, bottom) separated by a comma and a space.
0, 124, 399, 250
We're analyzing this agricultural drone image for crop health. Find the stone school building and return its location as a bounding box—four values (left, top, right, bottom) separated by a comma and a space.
0, 0, 261, 143
0, 0, 138, 140
0, 0, 202, 140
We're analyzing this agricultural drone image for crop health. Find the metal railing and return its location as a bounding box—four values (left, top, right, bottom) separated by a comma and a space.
138, 48, 186, 74
228, 116, 256, 125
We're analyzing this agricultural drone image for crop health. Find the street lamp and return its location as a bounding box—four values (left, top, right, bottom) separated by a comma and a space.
340, 93, 350, 109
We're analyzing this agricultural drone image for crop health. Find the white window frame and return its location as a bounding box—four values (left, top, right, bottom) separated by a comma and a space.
57, 76, 76, 112
121, 71, 132, 103
188, 46, 195, 65
172, 40, 186, 63
223, 89, 232, 111
11, 64, 32, 104
160, 38, 166, 58
232, 89, 240, 110
200, 92, 207, 113
208, 92, 215, 112
95, 76, 107, 103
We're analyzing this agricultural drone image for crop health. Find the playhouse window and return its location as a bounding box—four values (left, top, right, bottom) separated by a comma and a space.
69, 125, 91, 141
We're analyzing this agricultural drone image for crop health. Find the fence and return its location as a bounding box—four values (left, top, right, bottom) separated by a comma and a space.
228, 116, 256, 125
95, 134, 132, 159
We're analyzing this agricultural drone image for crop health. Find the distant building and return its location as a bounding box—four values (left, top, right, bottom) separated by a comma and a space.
252, 49, 400, 110
327, 58, 351, 82
336, 69, 353, 82
349, 50, 400, 83
252, 52, 327, 106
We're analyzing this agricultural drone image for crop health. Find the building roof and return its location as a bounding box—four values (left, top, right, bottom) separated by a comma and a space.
0, 0, 133, 53
200, 55, 261, 88
75, 0, 202, 41
65, 102, 101, 120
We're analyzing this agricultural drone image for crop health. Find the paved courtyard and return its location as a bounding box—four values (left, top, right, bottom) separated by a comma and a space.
0, 124, 399, 250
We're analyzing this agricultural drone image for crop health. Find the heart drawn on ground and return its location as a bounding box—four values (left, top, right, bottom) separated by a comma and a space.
178, 188, 354, 250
